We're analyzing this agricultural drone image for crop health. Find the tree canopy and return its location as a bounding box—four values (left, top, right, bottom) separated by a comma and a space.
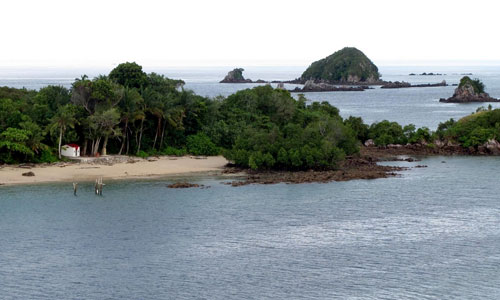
301, 47, 380, 83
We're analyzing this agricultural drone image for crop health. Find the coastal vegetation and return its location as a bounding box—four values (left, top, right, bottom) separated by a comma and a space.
440, 76, 498, 103
2, 63, 500, 170
300, 47, 380, 83
459, 76, 485, 94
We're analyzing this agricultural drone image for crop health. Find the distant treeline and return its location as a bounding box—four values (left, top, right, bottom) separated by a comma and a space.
1, 62, 499, 169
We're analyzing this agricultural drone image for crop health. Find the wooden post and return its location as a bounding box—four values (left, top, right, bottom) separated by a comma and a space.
73, 182, 78, 196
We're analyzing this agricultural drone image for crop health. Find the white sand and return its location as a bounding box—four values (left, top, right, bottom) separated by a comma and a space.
0, 156, 228, 186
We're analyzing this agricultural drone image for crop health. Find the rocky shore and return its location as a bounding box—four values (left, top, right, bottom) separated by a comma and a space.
223, 153, 406, 186
282, 78, 386, 86
381, 80, 447, 89
220, 138, 500, 186
289, 80, 369, 93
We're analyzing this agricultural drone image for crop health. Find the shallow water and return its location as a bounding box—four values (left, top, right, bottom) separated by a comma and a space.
1, 156, 500, 299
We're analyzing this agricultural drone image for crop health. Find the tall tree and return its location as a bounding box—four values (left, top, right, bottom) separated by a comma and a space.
49, 104, 78, 159
109, 62, 147, 89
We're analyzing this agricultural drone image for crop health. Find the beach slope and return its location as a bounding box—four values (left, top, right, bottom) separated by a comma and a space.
0, 156, 228, 186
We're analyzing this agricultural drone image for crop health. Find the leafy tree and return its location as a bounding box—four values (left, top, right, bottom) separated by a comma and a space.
109, 62, 147, 89
49, 104, 78, 159
186, 133, 219, 156
0, 128, 34, 163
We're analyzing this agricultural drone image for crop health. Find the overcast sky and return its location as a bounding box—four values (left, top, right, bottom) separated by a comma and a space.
1, 0, 499, 68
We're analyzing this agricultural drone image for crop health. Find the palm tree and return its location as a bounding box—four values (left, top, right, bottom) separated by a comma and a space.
49, 104, 77, 159
118, 87, 143, 155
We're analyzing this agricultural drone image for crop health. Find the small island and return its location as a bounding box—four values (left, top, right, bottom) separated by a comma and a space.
409, 72, 444, 76
220, 68, 267, 83
440, 76, 500, 103
298, 47, 382, 84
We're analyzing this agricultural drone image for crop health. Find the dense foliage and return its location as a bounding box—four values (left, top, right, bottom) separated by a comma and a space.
301, 47, 380, 82
217, 86, 359, 170
0, 71, 360, 170
1, 62, 499, 170
436, 107, 500, 147
458, 76, 485, 94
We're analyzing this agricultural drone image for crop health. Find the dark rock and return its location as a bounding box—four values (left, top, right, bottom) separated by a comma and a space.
290, 80, 366, 93
440, 76, 500, 103
382, 80, 447, 89
22, 171, 35, 176
167, 182, 201, 188
220, 68, 253, 83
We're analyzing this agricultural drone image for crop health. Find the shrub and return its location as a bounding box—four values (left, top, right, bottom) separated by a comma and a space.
186, 133, 219, 156
36, 149, 58, 163
136, 150, 149, 158
162, 146, 187, 156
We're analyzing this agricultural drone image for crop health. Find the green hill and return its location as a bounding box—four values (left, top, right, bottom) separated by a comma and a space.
301, 47, 380, 83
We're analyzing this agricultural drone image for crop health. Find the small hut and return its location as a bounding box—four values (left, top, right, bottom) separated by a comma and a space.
61, 144, 80, 157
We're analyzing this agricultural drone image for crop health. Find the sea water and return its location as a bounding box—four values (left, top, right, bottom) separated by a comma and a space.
1, 157, 500, 299
1, 66, 500, 299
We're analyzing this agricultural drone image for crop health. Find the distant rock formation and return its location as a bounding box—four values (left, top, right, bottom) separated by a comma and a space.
220, 68, 252, 83
382, 80, 447, 89
409, 72, 444, 76
220, 68, 269, 84
300, 47, 382, 84
440, 76, 499, 103
290, 80, 367, 92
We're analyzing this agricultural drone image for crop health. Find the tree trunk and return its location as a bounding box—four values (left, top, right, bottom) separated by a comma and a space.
153, 116, 161, 150
118, 120, 128, 155
159, 118, 167, 151
136, 118, 144, 155
58, 127, 63, 159
90, 139, 95, 156
102, 135, 109, 156
82, 139, 88, 157
93, 137, 101, 156
126, 127, 131, 155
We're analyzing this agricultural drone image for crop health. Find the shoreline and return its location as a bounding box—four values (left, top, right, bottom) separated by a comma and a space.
1, 145, 497, 187
0, 156, 229, 186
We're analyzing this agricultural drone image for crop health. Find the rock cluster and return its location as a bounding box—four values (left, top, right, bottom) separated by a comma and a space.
409, 72, 444, 76
167, 182, 201, 188
440, 77, 499, 103
440, 84, 499, 103
382, 80, 447, 89
290, 80, 367, 93
220, 68, 252, 83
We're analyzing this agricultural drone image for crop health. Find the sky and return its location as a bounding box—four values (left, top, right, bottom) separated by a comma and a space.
1, 0, 500, 68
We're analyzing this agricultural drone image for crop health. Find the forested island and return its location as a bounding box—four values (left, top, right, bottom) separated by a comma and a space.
298, 47, 382, 84
2, 63, 500, 185
440, 76, 500, 103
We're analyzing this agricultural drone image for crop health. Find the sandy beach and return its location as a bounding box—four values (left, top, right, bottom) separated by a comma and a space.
0, 156, 228, 186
